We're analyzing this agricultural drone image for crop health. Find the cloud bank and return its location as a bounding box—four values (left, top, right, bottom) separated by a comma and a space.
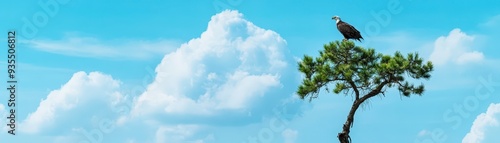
126, 10, 291, 122
20, 10, 305, 143
20, 71, 124, 134
429, 28, 484, 66
462, 103, 500, 143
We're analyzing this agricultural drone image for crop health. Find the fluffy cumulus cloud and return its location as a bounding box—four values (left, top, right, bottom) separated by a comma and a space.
282, 128, 298, 143
19, 71, 125, 134
18, 10, 304, 143
127, 10, 291, 120
429, 28, 484, 66
462, 103, 500, 143
116, 10, 303, 142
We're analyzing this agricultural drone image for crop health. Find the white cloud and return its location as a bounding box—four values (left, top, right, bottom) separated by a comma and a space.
429, 28, 484, 66
22, 35, 180, 60
214, 71, 280, 110
16, 10, 302, 143
128, 10, 288, 119
19, 71, 124, 134
282, 128, 298, 143
155, 125, 205, 143
462, 103, 500, 143
457, 51, 484, 64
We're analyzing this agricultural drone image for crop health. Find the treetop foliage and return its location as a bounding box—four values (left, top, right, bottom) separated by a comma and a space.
297, 40, 433, 101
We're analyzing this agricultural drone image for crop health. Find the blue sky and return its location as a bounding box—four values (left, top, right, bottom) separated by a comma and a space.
1, 0, 500, 143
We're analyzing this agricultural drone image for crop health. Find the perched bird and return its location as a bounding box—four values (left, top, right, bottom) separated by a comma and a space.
332, 16, 363, 42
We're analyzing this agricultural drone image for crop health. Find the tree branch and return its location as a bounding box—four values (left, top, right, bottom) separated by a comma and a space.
359, 80, 389, 103
347, 80, 360, 100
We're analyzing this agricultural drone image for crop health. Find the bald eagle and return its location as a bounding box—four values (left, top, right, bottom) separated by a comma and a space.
332, 16, 363, 42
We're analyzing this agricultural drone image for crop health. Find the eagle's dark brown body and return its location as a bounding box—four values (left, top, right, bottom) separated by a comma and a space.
333, 16, 363, 42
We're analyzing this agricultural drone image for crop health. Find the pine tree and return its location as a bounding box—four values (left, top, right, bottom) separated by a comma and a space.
297, 40, 433, 143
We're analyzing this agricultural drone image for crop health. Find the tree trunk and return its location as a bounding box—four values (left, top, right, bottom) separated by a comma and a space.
337, 81, 387, 143
337, 100, 361, 143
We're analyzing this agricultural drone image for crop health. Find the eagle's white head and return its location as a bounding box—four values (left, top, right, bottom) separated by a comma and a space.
332, 16, 341, 23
